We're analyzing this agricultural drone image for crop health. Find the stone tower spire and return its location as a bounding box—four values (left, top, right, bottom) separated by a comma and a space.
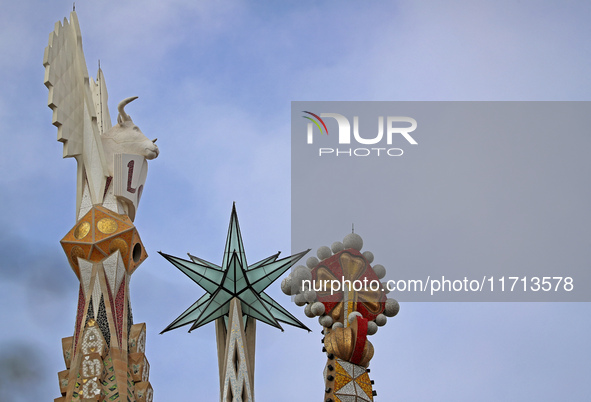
44, 11, 158, 401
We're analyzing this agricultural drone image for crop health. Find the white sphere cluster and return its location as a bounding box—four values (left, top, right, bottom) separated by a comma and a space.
319, 315, 334, 328
331, 241, 344, 253
364, 298, 399, 335
293, 265, 311, 282
294, 293, 306, 306
348, 311, 362, 324
375, 314, 388, 327
304, 290, 317, 303
367, 321, 378, 335
280, 232, 400, 333
373, 264, 386, 279
332, 322, 344, 330
310, 302, 325, 316
384, 298, 400, 317
343, 233, 363, 251
280, 277, 292, 295
317, 246, 332, 260
362, 251, 374, 263
281, 264, 318, 307
306, 256, 319, 269
280, 266, 309, 298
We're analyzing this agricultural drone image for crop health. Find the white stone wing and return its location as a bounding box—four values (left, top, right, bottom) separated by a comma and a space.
91, 67, 112, 134
43, 11, 109, 215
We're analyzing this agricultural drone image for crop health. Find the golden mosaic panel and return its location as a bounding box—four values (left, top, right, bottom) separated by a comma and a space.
91, 245, 107, 260
74, 221, 91, 240
97, 218, 118, 234
61, 206, 146, 277
335, 359, 349, 376
356, 377, 373, 399
334, 372, 350, 391
109, 238, 129, 256
357, 372, 372, 385
70, 245, 86, 267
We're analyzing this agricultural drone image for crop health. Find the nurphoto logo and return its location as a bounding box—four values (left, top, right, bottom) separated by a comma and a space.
303, 111, 418, 157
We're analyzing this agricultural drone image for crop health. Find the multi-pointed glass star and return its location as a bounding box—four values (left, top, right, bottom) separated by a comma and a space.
159, 203, 310, 333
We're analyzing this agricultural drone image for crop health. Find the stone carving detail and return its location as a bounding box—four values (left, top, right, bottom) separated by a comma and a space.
101, 96, 159, 177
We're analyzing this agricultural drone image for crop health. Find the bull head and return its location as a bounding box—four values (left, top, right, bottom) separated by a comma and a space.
101, 96, 159, 176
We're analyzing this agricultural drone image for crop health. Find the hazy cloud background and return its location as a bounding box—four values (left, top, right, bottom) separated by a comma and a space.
0, 0, 590, 400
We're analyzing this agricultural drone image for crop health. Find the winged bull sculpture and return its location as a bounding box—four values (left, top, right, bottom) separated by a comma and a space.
44, 11, 159, 221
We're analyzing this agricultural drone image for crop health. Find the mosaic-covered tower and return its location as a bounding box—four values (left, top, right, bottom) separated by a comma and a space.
282, 232, 400, 402
44, 11, 158, 401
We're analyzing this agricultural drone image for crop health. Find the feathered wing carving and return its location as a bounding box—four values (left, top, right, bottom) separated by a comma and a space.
44, 13, 85, 158
43, 11, 110, 218
91, 67, 112, 134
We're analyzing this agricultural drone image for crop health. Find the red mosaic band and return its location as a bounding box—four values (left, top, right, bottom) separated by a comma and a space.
350, 317, 368, 365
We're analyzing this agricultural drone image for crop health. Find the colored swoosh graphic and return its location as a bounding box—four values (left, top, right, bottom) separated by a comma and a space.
303, 116, 323, 134
303, 111, 329, 135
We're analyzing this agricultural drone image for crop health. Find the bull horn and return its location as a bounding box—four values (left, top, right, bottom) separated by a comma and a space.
152, 138, 158, 143
117, 96, 138, 122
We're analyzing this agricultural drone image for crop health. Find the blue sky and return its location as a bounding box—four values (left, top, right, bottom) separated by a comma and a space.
1, 1, 590, 400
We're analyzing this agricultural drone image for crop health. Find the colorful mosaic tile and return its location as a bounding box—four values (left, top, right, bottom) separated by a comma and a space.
127, 299, 133, 337
60, 206, 147, 278
97, 295, 111, 347
102, 354, 120, 401
332, 358, 373, 402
